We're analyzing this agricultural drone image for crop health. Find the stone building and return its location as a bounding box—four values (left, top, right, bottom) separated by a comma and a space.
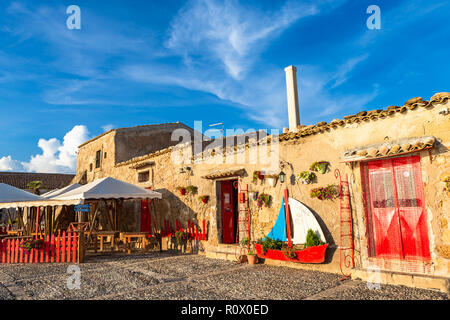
73, 67, 450, 292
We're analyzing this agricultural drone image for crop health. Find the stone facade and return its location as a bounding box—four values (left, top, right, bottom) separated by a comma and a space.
73, 93, 450, 291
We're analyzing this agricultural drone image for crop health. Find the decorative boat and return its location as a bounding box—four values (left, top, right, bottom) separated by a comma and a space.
257, 194, 328, 264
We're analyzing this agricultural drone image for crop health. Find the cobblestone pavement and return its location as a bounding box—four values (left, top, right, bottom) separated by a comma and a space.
0, 252, 447, 300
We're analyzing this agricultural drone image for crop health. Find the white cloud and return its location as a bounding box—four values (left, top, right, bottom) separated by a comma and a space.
166, 0, 319, 79
0, 156, 25, 171
101, 124, 115, 132
0, 125, 91, 174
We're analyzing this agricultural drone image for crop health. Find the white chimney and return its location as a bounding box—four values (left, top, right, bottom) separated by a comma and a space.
285, 65, 300, 132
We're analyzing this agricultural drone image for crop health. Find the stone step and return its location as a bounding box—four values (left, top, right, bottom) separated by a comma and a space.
205, 250, 237, 262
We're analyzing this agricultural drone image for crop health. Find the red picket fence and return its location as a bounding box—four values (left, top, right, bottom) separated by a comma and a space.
161, 219, 206, 241
0, 231, 80, 264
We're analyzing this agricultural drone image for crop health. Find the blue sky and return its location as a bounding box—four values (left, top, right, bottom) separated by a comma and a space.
0, 0, 449, 173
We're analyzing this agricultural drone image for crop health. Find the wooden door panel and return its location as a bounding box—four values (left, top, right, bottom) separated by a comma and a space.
367, 161, 403, 258
399, 208, 430, 260
221, 181, 234, 244
393, 156, 430, 260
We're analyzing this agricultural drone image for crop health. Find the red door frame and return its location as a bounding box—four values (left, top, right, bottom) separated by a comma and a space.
221, 180, 236, 244
362, 155, 430, 261
140, 188, 153, 234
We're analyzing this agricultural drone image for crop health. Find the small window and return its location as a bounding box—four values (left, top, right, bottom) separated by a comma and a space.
104, 152, 107, 159
90, 163, 93, 172
138, 171, 150, 182
95, 150, 101, 168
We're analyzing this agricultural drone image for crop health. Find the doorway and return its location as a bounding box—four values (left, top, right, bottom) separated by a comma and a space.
220, 180, 239, 244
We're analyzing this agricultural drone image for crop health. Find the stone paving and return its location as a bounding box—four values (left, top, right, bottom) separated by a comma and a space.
0, 252, 447, 300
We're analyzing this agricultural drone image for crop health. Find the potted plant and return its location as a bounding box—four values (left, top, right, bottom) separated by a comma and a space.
240, 237, 250, 247
305, 229, 325, 248
265, 174, 278, 187
252, 171, 264, 183
177, 186, 187, 196
443, 176, 450, 194
310, 184, 340, 200
310, 161, 330, 174
186, 185, 198, 195
248, 191, 258, 201
198, 195, 209, 204
247, 249, 258, 265
282, 245, 297, 260
296, 171, 316, 184
256, 193, 271, 209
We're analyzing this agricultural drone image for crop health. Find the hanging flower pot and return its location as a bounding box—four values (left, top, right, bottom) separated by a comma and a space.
266, 175, 278, 187
310, 184, 340, 200
256, 193, 271, 209
186, 185, 198, 195
198, 195, 209, 204
296, 171, 316, 184
248, 191, 258, 201
177, 187, 187, 196
310, 161, 329, 174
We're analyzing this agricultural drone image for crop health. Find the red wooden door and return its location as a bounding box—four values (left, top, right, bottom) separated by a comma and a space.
366, 156, 430, 260
392, 157, 430, 260
140, 188, 152, 233
221, 181, 235, 244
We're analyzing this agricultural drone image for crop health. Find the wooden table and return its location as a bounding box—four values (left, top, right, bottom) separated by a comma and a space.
92, 231, 120, 252
122, 232, 150, 254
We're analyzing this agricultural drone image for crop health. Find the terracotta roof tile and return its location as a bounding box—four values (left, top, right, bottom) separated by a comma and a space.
0, 172, 75, 190
342, 136, 436, 162
279, 92, 450, 142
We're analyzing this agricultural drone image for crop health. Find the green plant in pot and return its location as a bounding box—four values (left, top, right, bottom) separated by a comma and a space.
186, 185, 198, 195
247, 247, 258, 265
310, 184, 340, 200
310, 161, 330, 174
282, 245, 297, 259
198, 195, 209, 204
296, 171, 316, 184
259, 237, 282, 253
305, 229, 325, 248
248, 191, 258, 201
240, 237, 250, 247
256, 193, 271, 209
176, 186, 187, 196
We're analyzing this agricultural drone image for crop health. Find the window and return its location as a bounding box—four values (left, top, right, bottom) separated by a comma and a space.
361, 156, 430, 261
104, 152, 107, 159
138, 171, 150, 182
95, 150, 101, 168
90, 163, 93, 172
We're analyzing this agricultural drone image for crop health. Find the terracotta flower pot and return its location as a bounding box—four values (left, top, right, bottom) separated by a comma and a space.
247, 254, 258, 265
